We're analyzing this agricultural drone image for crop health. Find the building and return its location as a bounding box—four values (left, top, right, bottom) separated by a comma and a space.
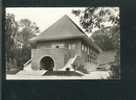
30, 15, 101, 72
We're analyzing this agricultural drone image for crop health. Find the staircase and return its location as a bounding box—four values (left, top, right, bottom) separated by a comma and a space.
17, 70, 47, 76
60, 55, 78, 71
16, 59, 47, 76
23, 59, 32, 71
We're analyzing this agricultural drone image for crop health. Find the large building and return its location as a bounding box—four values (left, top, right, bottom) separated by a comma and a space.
30, 15, 101, 72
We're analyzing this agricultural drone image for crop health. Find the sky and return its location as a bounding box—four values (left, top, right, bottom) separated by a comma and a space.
6, 7, 119, 37
6, 7, 91, 35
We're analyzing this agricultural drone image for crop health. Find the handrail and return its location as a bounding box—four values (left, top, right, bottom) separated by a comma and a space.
60, 55, 78, 71
24, 58, 32, 67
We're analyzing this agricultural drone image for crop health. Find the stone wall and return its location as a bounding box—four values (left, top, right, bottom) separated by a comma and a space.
31, 39, 99, 71
31, 48, 70, 70
31, 39, 82, 70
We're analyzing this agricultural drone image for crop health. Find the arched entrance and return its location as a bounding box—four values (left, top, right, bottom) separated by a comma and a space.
40, 56, 54, 71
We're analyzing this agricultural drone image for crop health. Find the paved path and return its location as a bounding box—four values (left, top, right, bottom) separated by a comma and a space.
6, 71, 111, 80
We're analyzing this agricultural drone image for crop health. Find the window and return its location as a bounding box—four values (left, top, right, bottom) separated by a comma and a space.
89, 49, 91, 55
88, 55, 90, 62
56, 45, 59, 48
71, 43, 75, 49
91, 50, 93, 56
87, 47, 90, 54
59, 43, 64, 48
81, 43, 85, 52
83, 44, 85, 51
85, 45, 87, 52
68, 43, 75, 50
52, 42, 64, 48
90, 56, 91, 63
68, 43, 72, 49
81, 44, 84, 51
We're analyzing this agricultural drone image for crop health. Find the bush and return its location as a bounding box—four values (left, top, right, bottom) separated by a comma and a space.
109, 64, 120, 79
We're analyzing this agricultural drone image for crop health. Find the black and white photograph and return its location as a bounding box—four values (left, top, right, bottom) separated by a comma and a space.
5, 7, 120, 80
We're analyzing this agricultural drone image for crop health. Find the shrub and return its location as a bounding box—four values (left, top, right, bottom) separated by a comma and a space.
109, 64, 120, 79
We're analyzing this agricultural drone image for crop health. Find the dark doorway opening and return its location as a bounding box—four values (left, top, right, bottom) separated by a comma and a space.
40, 56, 54, 71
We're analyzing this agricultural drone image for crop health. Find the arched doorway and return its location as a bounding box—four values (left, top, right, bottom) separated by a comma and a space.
40, 56, 54, 71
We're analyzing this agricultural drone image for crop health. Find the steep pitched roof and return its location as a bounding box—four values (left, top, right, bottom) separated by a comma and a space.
30, 15, 87, 42
30, 15, 101, 53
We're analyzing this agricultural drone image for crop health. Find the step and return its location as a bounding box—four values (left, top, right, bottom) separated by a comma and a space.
16, 70, 47, 76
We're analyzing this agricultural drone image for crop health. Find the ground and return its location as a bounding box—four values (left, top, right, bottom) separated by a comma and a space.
6, 71, 111, 80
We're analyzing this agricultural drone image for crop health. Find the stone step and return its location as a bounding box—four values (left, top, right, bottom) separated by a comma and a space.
60, 55, 77, 71
16, 70, 47, 76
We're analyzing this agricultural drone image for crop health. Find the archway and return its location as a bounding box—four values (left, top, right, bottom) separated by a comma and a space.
40, 56, 54, 71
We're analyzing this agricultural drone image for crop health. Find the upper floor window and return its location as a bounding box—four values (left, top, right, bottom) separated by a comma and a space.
85, 45, 87, 52
58, 43, 65, 48
68, 43, 75, 50
81, 44, 84, 51
87, 47, 90, 55
52, 42, 65, 48
56, 45, 59, 48
82, 43, 88, 52
68, 43, 71, 49
71, 44, 76, 49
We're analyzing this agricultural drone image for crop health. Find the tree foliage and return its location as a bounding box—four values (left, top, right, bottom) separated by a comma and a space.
72, 7, 120, 79
72, 7, 119, 32
92, 25, 120, 51
5, 13, 18, 70
5, 13, 40, 72
72, 7, 119, 51
17, 19, 39, 46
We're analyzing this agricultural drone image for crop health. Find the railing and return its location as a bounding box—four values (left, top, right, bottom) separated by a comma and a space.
60, 55, 78, 71
24, 58, 32, 67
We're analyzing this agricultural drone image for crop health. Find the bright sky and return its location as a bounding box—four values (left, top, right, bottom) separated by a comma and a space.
6, 7, 92, 35
6, 7, 119, 37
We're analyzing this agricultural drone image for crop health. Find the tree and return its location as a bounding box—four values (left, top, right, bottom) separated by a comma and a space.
5, 13, 18, 70
72, 7, 120, 79
16, 19, 40, 68
17, 19, 39, 46
92, 26, 119, 51
72, 7, 119, 32
5, 14, 40, 71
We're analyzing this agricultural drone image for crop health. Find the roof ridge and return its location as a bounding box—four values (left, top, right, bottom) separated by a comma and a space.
40, 15, 68, 35
65, 15, 88, 37
31, 15, 93, 43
